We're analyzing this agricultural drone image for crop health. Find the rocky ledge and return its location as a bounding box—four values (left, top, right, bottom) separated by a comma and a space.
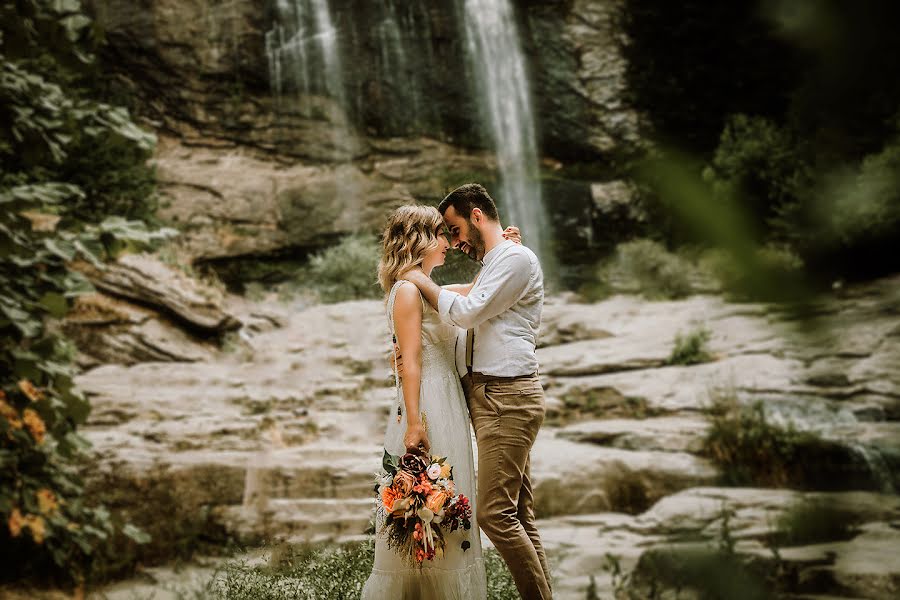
60, 270, 900, 598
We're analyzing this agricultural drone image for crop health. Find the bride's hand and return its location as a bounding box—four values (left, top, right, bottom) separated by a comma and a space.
503, 226, 522, 245
404, 420, 430, 454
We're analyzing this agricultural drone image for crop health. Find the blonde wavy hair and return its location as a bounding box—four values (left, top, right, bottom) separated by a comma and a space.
378, 205, 445, 294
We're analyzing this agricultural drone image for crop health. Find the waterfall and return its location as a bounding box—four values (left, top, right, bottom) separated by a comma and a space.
265, 0, 345, 103
374, 1, 422, 133
461, 0, 549, 262
849, 442, 896, 494
265, 0, 360, 159
265, 0, 359, 162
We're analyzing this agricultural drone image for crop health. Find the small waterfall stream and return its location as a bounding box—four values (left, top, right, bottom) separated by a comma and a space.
374, 0, 424, 132
461, 0, 549, 262
265, 0, 359, 159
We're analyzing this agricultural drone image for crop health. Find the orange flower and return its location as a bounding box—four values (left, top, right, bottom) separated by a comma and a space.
381, 486, 400, 512
413, 477, 433, 495
17, 380, 44, 402
0, 398, 22, 430
22, 409, 46, 444
8, 508, 25, 537
425, 490, 449, 514
36, 489, 58, 515
24, 514, 46, 544
393, 471, 417, 495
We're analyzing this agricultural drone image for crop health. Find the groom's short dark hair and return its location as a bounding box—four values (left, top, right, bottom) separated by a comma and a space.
438, 183, 500, 222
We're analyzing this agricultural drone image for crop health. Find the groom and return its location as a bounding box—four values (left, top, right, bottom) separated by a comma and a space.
401, 183, 551, 599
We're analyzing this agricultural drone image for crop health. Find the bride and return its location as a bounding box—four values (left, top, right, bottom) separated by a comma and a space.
361, 204, 486, 600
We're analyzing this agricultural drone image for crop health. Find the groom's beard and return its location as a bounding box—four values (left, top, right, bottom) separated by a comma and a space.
463, 223, 485, 261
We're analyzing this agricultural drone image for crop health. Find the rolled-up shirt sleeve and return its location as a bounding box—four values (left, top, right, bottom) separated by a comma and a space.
437, 251, 531, 330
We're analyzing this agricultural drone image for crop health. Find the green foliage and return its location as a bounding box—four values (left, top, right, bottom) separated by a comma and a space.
620, 0, 801, 153
207, 542, 520, 600
484, 547, 520, 600
0, 0, 168, 584
700, 245, 803, 300
667, 326, 712, 366
431, 249, 481, 287
705, 114, 811, 239
624, 0, 900, 284
209, 541, 373, 599
602, 239, 694, 299
630, 545, 770, 600
83, 465, 234, 583
769, 498, 859, 548
303, 234, 382, 303
815, 135, 900, 261
702, 390, 821, 487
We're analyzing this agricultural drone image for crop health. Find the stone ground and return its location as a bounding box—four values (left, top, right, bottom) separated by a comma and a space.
11, 274, 900, 599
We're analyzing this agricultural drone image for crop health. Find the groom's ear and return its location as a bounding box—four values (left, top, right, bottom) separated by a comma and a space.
471, 207, 483, 225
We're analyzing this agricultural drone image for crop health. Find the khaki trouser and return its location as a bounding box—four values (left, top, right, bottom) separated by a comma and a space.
462, 372, 552, 600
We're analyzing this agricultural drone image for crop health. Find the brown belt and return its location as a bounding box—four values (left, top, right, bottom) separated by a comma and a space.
468, 371, 537, 385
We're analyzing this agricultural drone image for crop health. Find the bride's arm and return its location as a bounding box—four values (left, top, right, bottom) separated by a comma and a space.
392, 282, 430, 453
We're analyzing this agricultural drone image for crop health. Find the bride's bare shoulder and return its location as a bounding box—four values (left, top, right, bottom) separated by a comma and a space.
392, 281, 423, 314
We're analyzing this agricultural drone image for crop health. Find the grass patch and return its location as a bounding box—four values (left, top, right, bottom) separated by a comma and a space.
769, 498, 860, 547
547, 387, 658, 426
210, 541, 373, 599
667, 326, 713, 365
206, 541, 521, 600
702, 389, 824, 487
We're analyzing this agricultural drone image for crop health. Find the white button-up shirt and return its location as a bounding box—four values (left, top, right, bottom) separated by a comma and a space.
438, 239, 544, 378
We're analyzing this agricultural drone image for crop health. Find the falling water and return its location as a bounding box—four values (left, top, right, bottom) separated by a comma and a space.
374, 1, 422, 132
265, 0, 362, 161
849, 442, 896, 494
265, 0, 345, 103
462, 0, 549, 262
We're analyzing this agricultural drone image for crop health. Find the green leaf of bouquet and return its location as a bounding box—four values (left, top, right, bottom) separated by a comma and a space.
382, 448, 400, 474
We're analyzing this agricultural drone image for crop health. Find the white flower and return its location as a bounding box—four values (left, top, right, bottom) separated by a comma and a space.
379, 473, 394, 487
417, 506, 435, 523
426, 463, 442, 480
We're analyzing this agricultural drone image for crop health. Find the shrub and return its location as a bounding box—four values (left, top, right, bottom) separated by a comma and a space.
769, 498, 859, 548
705, 114, 811, 240
304, 234, 382, 302
702, 389, 821, 487
699, 245, 803, 300
667, 326, 713, 366
815, 134, 900, 262
0, 0, 169, 584
603, 239, 694, 299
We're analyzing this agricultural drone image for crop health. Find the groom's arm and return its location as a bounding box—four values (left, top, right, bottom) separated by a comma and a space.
405, 252, 531, 330
442, 282, 475, 296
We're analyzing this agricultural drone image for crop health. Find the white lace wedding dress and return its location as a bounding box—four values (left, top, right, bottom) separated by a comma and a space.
361, 280, 486, 600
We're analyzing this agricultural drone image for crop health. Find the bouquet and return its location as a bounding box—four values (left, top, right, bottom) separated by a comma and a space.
374, 449, 473, 565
